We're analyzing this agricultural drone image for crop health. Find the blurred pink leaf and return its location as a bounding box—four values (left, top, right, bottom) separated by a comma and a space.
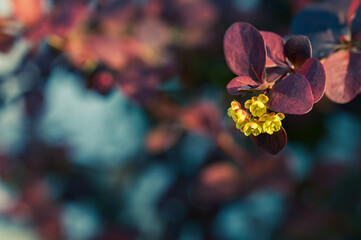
324, 50, 361, 103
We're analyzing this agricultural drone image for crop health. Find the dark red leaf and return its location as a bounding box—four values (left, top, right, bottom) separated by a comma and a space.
284, 35, 312, 69
250, 127, 287, 155
224, 22, 265, 82
268, 74, 314, 114
266, 66, 291, 83
226, 75, 260, 95
296, 58, 325, 102
260, 31, 287, 67
324, 50, 361, 103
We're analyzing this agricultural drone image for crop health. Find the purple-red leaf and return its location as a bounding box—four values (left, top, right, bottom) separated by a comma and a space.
296, 58, 325, 103
324, 50, 361, 103
261, 31, 287, 67
250, 127, 287, 155
224, 22, 265, 82
284, 35, 312, 69
226, 76, 259, 95
268, 74, 314, 114
266, 66, 291, 83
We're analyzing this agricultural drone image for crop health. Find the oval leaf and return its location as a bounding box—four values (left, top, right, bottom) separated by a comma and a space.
324, 50, 361, 103
260, 31, 287, 67
268, 74, 314, 114
224, 22, 266, 82
250, 127, 287, 155
284, 35, 312, 69
296, 58, 325, 103
226, 76, 260, 95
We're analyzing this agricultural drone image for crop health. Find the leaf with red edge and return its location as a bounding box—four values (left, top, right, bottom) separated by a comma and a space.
350, 3, 361, 39
250, 127, 287, 155
226, 75, 260, 95
260, 31, 287, 67
296, 58, 325, 103
224, 22, 266, 82
268, 74, 314, 114
324, 50, 361, 103
284, 35, 312, 69
348, 0, 361, 26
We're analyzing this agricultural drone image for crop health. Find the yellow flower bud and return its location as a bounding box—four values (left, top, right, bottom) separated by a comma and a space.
231, 100, 241, 111
245, 99, 252, 109
228, 100, 244, 122
257, 94, 269, 104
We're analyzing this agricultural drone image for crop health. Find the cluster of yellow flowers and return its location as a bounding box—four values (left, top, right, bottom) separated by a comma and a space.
227, 94, 285, 136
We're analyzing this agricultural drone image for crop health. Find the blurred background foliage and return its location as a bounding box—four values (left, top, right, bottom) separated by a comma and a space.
0, 0, 361, 239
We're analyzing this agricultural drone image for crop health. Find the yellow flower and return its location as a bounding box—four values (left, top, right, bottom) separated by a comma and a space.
227, 96, 285, 137
259, 112, 285, 135
241, 119, 263, 136
244, 94, 269, 117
